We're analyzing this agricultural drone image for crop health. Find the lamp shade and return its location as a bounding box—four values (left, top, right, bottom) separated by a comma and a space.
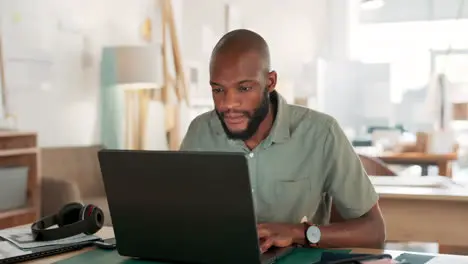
106, 45, 162, 89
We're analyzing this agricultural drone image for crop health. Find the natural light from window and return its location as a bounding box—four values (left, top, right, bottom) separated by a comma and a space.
350, 19, 468, 103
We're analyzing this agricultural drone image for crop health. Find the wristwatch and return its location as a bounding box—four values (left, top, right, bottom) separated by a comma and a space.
303, 222, 321, 246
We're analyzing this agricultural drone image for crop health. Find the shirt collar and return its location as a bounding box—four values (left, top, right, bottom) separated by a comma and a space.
268, 91, 291, 144
209, 90, 291, 144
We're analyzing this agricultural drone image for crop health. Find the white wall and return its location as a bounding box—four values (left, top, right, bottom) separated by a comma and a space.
180, 0, 226, 102
315, 0, 370, 129
237, 0, 328, 85
0, 0, 179, 147
1, 0, 329, 147
360, 0, 468, 23
181, 0, 329, 100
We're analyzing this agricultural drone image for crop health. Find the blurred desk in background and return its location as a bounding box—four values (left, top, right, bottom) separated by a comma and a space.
378, 152, 458, 177
372, 175, 468, 254
355, 146, 458, 177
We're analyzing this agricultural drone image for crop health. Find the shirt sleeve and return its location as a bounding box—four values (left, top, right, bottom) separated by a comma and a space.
322, 119, 379, 219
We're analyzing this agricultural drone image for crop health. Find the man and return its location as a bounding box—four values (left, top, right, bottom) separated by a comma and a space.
180, 29, 385, 252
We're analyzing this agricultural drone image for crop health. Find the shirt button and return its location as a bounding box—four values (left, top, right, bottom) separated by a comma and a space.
251, 188, 255, 193
249, 153, 254, 158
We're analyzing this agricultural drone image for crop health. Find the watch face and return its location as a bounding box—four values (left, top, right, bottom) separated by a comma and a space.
306, 226, 321, 244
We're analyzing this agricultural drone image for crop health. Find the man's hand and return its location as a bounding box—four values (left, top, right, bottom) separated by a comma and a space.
257, 223, 305, 253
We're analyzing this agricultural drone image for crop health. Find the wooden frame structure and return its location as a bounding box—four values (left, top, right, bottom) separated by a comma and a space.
124, 0, 189, 151
159, 0, 189, 150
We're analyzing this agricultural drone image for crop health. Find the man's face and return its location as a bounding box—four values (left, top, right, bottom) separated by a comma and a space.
209, 51, 277, 140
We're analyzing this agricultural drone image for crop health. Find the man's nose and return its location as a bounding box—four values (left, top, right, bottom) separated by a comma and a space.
221, 90, 241, 109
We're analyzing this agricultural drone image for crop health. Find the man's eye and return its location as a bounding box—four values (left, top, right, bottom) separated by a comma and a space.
212, 88, 223, 93
239, 86, 251, 92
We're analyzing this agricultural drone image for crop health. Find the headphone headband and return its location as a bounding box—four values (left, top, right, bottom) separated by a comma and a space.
31, 203, 104, 241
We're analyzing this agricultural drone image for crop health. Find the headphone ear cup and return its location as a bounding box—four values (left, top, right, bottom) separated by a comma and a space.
57, 202, 84, 227
79, 204, 104, 235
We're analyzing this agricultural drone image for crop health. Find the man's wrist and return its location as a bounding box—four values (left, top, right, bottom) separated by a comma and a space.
291, 223, 307, 245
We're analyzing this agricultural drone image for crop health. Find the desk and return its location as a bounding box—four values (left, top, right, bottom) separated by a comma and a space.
375, 180, 468, 254
377, 152, 458, 177
22, 227, 115, 264
23, 227, 468, 263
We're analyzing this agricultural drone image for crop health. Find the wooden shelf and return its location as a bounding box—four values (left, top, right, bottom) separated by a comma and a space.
0, 207, 37, 228
0, 206, 36, 218
0, 148, 37, 157
0, 131, 36, 138
0, 132, 40, 229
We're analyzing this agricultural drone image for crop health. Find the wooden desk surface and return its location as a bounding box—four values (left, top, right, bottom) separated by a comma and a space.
24, 227, 468, 263
21, 179, 468, 262
372, 176, 468, 250
355, 147, 458, 162
355, 147, 458, 176
377, 152, 458, 164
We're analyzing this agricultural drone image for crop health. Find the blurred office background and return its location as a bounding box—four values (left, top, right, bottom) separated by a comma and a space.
1, 0, 468, 255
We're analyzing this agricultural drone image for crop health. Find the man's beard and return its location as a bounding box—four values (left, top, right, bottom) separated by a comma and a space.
216, 89, 270, 141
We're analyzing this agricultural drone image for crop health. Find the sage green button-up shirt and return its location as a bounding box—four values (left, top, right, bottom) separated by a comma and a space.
180, 92, 379, 225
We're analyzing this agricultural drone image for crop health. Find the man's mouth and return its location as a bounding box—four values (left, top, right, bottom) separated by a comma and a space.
224, 115, 246, 125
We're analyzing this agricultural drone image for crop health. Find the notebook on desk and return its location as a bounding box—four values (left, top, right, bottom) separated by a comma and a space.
0, 226, 101, 264
0, 237, 97, 264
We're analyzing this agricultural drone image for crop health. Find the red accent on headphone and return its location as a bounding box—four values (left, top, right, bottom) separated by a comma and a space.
87, 205, 94, 217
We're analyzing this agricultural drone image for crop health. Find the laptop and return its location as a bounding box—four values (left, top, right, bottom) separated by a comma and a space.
97, 149, 294, 264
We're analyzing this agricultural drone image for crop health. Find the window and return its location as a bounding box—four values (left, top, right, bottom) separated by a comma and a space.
351, 19, 468, 103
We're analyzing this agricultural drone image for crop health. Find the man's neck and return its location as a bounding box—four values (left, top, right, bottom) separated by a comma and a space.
244, 103, 275, 150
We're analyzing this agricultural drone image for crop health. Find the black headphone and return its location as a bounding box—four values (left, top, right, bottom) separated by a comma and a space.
31, 202, 104, 241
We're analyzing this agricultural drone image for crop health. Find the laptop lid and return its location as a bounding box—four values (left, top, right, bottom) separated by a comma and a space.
98, 149, 263, 264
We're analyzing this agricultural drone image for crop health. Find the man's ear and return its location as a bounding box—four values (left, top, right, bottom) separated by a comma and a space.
267, 71, 277, 92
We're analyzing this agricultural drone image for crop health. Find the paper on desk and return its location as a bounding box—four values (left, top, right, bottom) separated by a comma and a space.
0, 241, 32, 258
369, 175, 450, 188
425, 256, 468, 264
0, 226, 100, 249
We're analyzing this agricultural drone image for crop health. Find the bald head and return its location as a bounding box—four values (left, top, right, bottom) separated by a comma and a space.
208, 29, 278, 142
210, 29, 271, 73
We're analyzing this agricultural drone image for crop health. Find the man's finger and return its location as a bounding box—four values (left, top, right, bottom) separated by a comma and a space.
259, 237, 274, 253
257, 227, 271, 238
273, 236, 293, 248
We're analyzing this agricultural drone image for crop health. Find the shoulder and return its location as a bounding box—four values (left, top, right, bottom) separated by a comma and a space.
187, 110, 218, 136
286, 104, 338, 138
180, 110, 219, 150
188, 110, 216, 130
184, 110, 221, 139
